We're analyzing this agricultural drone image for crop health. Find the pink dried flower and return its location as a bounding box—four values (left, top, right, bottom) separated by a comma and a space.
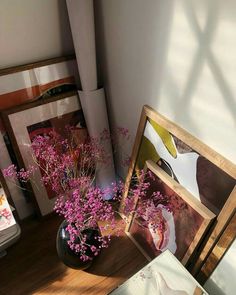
2, 127, 176, 262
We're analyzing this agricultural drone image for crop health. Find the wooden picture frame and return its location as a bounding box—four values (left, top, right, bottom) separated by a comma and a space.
121, 105, 236, 273
0, 55, 79, 218
126, 160, 215, 265
1, 91, 87, 217
0, 55, 78, 110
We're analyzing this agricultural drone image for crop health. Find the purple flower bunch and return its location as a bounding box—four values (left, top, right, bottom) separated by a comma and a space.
3, 128, 130, 261
3, 127, 175, 261
54, 184, 116, 261
3, 164, 37, 182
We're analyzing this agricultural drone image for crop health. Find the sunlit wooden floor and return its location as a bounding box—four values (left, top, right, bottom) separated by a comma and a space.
0, 214, 147, 295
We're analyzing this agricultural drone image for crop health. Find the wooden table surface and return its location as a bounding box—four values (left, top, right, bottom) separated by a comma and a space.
0, 214, 147, 295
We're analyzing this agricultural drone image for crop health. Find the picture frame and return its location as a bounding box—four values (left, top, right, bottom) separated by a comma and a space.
126, 160, 215, 265
0, 55, 78, 110
121, 105, 236, 271
0, 55, 80, 219
1, 91, 87, 216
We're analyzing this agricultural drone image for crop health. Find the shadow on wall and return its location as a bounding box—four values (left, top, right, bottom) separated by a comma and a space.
204, 239, 236, 295
94, 0, 236, 174
94, 0, 175, 177
94, 0, 175, 131
204, 279, 226, 295
57, 0, 75, 56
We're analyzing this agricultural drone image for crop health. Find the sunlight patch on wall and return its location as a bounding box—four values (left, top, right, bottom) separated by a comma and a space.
162, 1, 198, 93
157, 0, 236, 163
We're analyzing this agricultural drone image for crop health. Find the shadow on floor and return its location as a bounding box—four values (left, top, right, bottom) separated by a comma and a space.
0, 214, 147, 295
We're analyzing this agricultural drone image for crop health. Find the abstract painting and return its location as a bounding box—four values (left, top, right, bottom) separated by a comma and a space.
136, 117, 235, 215
127, 160, 215, 264
121, 106, 235, 216
122, 105, 235, 266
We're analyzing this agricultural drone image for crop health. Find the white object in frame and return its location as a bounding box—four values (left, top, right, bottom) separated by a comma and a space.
144, 121, 200, 200
147, 205, 177, 254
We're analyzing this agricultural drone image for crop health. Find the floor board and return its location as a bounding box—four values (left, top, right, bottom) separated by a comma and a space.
0, 214, 147, 295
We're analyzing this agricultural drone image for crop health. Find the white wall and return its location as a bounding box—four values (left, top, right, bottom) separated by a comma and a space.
204, 239, 236, 295
94, 0, 236, 294
95, 0, 236, 177
0, 0, 74, 69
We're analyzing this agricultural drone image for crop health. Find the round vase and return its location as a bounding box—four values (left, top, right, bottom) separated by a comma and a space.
56, 220, 101, 270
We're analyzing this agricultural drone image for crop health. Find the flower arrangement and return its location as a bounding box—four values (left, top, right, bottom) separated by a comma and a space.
3, 127, 174, 262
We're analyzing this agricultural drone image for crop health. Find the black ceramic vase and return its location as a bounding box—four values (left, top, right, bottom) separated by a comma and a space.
56, 220, 101, 270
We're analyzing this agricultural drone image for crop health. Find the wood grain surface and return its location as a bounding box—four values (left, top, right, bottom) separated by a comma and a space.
0, 214, 147, 295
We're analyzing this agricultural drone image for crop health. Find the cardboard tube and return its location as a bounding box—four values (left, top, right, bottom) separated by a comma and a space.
78, 88, 116, 193
66, 0, 97, 91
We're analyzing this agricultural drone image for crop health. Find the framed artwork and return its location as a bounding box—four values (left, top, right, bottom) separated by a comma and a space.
0, 55, 80, 218
126, 160, 215, 265
0, 55, 79, 110
121, 105, 236, 270
1, 91, 87, 216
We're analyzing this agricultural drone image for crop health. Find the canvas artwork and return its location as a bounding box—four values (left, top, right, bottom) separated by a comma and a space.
122, 105, 235, 267
136, 117, 235, 215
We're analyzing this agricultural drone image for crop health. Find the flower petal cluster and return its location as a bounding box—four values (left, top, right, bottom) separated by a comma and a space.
2, 127, 179, 262
54, 182, 116, 260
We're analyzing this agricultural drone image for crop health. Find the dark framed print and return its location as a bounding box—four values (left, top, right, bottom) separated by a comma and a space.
121, 105, 236, 271
126, 160, 215, 265
1, 91, 87, 216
